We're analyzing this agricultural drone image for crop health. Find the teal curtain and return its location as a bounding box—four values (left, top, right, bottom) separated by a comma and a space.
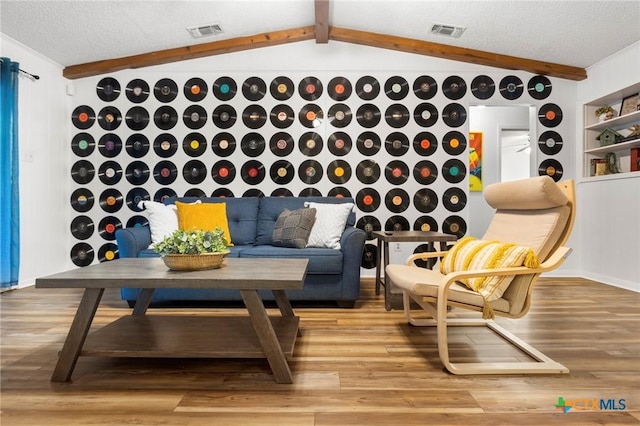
0, 57, 20, 289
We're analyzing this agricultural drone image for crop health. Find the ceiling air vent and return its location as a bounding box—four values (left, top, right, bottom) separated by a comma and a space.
186, 23, 224, 38
430, 23, 466, 38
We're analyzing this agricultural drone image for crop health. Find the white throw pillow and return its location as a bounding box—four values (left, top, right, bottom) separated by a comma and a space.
304, 202, 354, 250
138, 201, 178, 247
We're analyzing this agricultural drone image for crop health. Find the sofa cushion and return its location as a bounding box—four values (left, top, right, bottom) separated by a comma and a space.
175, 201, 232, 245
272, 208, 317, 249
304, 202, 354, 249
138, 201, 178, 246
239, 245, 343, 275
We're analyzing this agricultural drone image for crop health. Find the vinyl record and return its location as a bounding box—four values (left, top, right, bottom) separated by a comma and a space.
126, 187, 150, 212
154, 78, 178, 102
413, 132, 438, 156
356, 132, 381, 156
443, 215, 467, 238
70, 242, 94, 267
97, 106, 122, 130
269, 160, 295, 185
298, 76, 323, 101
154, 187, 177, 202
127, 215, 149, 228
183, 132, 207, 157
298, 188, 322, 197
356, 188, 381, 212
413, 103, 438, 127
413, 188, 438, 213
528, 75, 552, 100
499, 75, 524, 100
70, 188, 94, 212
384, 76, 409, 100
413, 75, 438, 100
299, 104, 324, 128
242, 104, 267, 129
212, 160, 236, 185
442, 75, 467, 100
386, 215, 410, 232
98, 134, 122, 158
414, 215, 438, 232
125, 106, 149, 130
211, 188, 234, 198
442, 103, 467, 127
538, 159, 563, 182
270, 104, 295, 129
185, 188, 206, 197
328, 186, 352, 199
356, 215, 381, 240
125, 79, 150, 103
98, 243, 119, 262
385, 160, 409, 185
183, 105, 207, 129
356, 104, 381, 128
384, 132, 410, 156
356, 159, 381, 184
412, 244, 439, 268
361, 243, 377, 269
470, 75, 495, 100
442, 131, 467, 155
71, 160, 95, 184
213, 76, 237, 101
385, 104, 410, 128
99, 188, 123, 213
125, 134, 150, 158
328, 103, 352, 128
70, 215, 94, 240
242, 76, 267, 101
71, 133, 95, 157
328, 76, 352, 101
125, 161, 151, 185
71, 105, 95, 129
241, 160, 266, 185
153, 160, 178, 185
442, 159, 467, 183
298, 160, 323, 184
355, 76, 380, 100
385, 188, 410, 213
270, 76, 294, 101
298, 132, 323, 156
212, 104, 237, 129
538, 131, 563, 155
413, 160, 438, 185
96, 77, 120, 102
327, 159, 352, 184
538, 103, 563, 127
212, 132, 236, 157
183, 160, 207, 184
443, 187, 467, 212
271, 188, 293, 197
241, 132, 266, 157
184, 77, 208, 102
269, 132, 295, 157
153, 134, 178, 157
98, 160, 123, 185
153, 106, 178, 130
328, 132, 352, 156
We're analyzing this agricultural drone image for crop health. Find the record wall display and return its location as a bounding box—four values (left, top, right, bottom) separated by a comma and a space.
125, 79, 150, 103
125, 134, 150, 158
442, 75, 466, 100
98, 160, 123, 185
127, 215, 149, 228
298, 160, 323, 184
270, 160, 294, 185
183, 132, 207, 157
528, 75, 552, 100
356, 188, 381, 212
413, 132, 437, 156
70, 215, 94, 240
442, 158, 466, 183
328, 104, 352, 128
299, 104, 323, 128
98, 243, 119, 262
442, 103, 467, 127
385, 132, 409, 156
442, 187, 466, 212
153, 160, 178, 185
153, 134, 178, 157
154, 78, 178, 102
442, 131, 467, 155
125, 106, 150, 131
298, 76, 322, 101
384, 160, 409, 185
72, 105, 95, 129
99, 188, 123, 213
413, 75, 437, 100
414, 215, 438, 232
270, 104, 295, 128
298, 188, 321, 197
470, 75, 495, 100
154, 106, 178, 130
499, 75, 524, 100
328, 76, 352, 101
270, 132, 295, 156
327, 159, 352, 184
71, 133, 95, 157
184, 77, 208, 102
212, 160, 237, 185
241, 133, 266, 157
185, 188, 206, 197
242, 104, 267, 129
96, 77, 120, 102
98, 134, 122, 157
328, 186, 351, 198
357, 132, 381, 156
212, 132, 237, 157
385, 188, 410, 213
154, 187, 177, 202
212, 104, 237, 128
71, 160, 95, 184
443, 215, 467, 238
361, 244, 377, 269
413, 188, 438, 213
211, 188, 234, 198
327, 132, 352, 156
356, 215, 381, 240
385, 104, 410, 128
183, 105, 207, 129
385, 215, 410, 231
241, 160, 266, 185
126, 188, 150, 211
414, 103, 438, 127
71, 188, 94, 212
183, 160, 207, 184
413, 160, 437, 185
98, 106, 122, 130
299, 132, 323, 156
538, 159, 563, 181
125, 161, 150, 185
538, 103, 563, 127
538, 130, 563, 155
356, 104, 381, 128
71, 242, 94, 267
271, 188, 292, 197
384, 76, 409, 100
355, 76, 380, 100
356, 159, 381, 184
270, 76, 294, 100
213, 76, 237, 101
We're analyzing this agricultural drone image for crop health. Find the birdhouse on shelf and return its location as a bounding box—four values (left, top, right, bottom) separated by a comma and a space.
597, 128, 623, 146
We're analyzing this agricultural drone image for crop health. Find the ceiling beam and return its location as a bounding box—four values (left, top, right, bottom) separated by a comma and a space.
62, 26, 316, 79
329, 27, 587, 81
314, 0, 330, 44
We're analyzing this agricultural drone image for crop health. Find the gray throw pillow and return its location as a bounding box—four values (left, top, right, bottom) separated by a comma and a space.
272, 208, 317, 248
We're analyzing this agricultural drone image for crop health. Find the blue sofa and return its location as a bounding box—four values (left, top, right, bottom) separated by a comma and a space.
115, 196, 366, 307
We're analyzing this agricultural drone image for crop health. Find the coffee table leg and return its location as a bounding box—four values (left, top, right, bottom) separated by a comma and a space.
51, 287, 104, 382
132, 288, 155, 315
272, 289, 301, 337
240, 289, 293, 384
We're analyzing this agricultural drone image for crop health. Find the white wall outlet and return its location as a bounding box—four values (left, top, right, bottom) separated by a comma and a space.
394, 242, 401, 252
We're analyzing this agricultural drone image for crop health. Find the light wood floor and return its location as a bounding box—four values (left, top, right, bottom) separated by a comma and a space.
1, 277, 639, 425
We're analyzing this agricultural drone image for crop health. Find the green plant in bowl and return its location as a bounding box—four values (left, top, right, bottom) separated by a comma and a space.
154, 228, 228, 255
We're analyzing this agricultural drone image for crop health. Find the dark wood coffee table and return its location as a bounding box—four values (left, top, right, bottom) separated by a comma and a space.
35, 257, 309, 384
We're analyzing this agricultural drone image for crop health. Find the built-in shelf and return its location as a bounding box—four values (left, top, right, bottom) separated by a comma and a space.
584, 138, 640, 155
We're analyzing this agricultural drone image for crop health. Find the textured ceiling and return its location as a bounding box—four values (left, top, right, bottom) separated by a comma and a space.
1, 0, 639, 70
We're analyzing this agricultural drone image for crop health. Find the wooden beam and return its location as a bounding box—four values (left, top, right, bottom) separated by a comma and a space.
329, 26, 587, 81
63, 26, 316, 79
314, 0, 330, 44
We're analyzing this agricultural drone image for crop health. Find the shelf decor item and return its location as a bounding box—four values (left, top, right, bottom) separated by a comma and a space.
154, 229, 230, 271
596, 128, 623, 146
620, 94, 639, 116
604, 152, 621, 175
594, 105, 616, 122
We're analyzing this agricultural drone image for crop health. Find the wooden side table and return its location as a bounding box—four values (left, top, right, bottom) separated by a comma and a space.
372, 230, 457, 311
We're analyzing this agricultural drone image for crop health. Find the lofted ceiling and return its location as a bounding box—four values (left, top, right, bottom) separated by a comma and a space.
2, 0, 639, 80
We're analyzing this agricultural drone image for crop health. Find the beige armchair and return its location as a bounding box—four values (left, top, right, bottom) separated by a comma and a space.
385, 176, 575, 375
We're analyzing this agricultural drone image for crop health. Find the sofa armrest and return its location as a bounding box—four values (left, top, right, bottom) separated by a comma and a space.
115, 227, 152, 258
340, 226, 367, 298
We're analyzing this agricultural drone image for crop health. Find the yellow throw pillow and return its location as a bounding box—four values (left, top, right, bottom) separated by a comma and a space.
175, 201, 232, 246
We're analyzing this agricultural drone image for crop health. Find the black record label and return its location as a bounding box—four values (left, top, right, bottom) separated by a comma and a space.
328, 103, 352, 128
298, 132, 323, 156
385, 104, 410, 128
242, 76, 267, 101
298, 76, 323, 101
413, 160, 438, 185
443, 187, 467, 212
241, 132, 266, 157
71, 160, 95, 184
183, 160, 207, 184
185, 188, 206, 198
355, 76, 380, 100
328, 76, 352, 101
153, 160, 178, 185
538, 159, 563, 182
386, 215, 410, 232
125, 134, 150, 158
70, 215, 94, 240
212, 132, 236, 157
270, 132, 294, 157
125, 106, 149, 131
443, 75, 467, 100
153, 106, 178, 130
299, 104, 324, 128
356, 159, 380, 184
242, 105, 267, 129
385, 132, 410, 156
443, 216, 467, 238
538, 131, 563, 155
356, 215, 381, 240
125, 79, 150, 103
212, 104, 237, 129
212, 160, 237, 185
96, 77, 120, 102
361, 243, 377, 269
71, 133, 95, 157
269, 160, 294, 185
298, 188, 322, 197
270, 76, 294, 101
328, 132, 352, 156
99, 188, 123, 213
442, 159, 467, 183
153, 133, 178, 158
183, 132, 207, 157
414, 103, 438, 127
499, 75, 524, 100
538, 103, 563, 127
442, 103, 467, 128
413, 188, 438, 213
98, 243, 119, 262
125, 161, 150, 185
98, 134, 122, 157
298, 160, 323, 184
154, 187, 177, 202
183, 105, 207, 129
98, 106, 122, 130
127, 215, 149, 229
98, 160, 123, 185
356, 188, 381, 212
211, 188, 234, 198
241, 160, 266, 185
385, 76, 409, 100
356, 132, 381, 156
328, 186, 352, 199
528, 75, 552, 100
70, 188, 94, 212
184, 77, 208, 102
126, 187, 150, 212
327, 159, 352, 184
385, 188, 410, 213
213, 76, 237, 101
271, 188, 293, 197
413, 132, 438, 156
356, 104, 381, 128
71, 105, 95, 129
442, 131, 467, 155
385, 160, 409, 185
154, 78, 178, 102
71, 242, 94, 267
471, 75, 495, 100
413, 75, 437, 100
414, 216, 438, 232
270, 104, 295, 129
